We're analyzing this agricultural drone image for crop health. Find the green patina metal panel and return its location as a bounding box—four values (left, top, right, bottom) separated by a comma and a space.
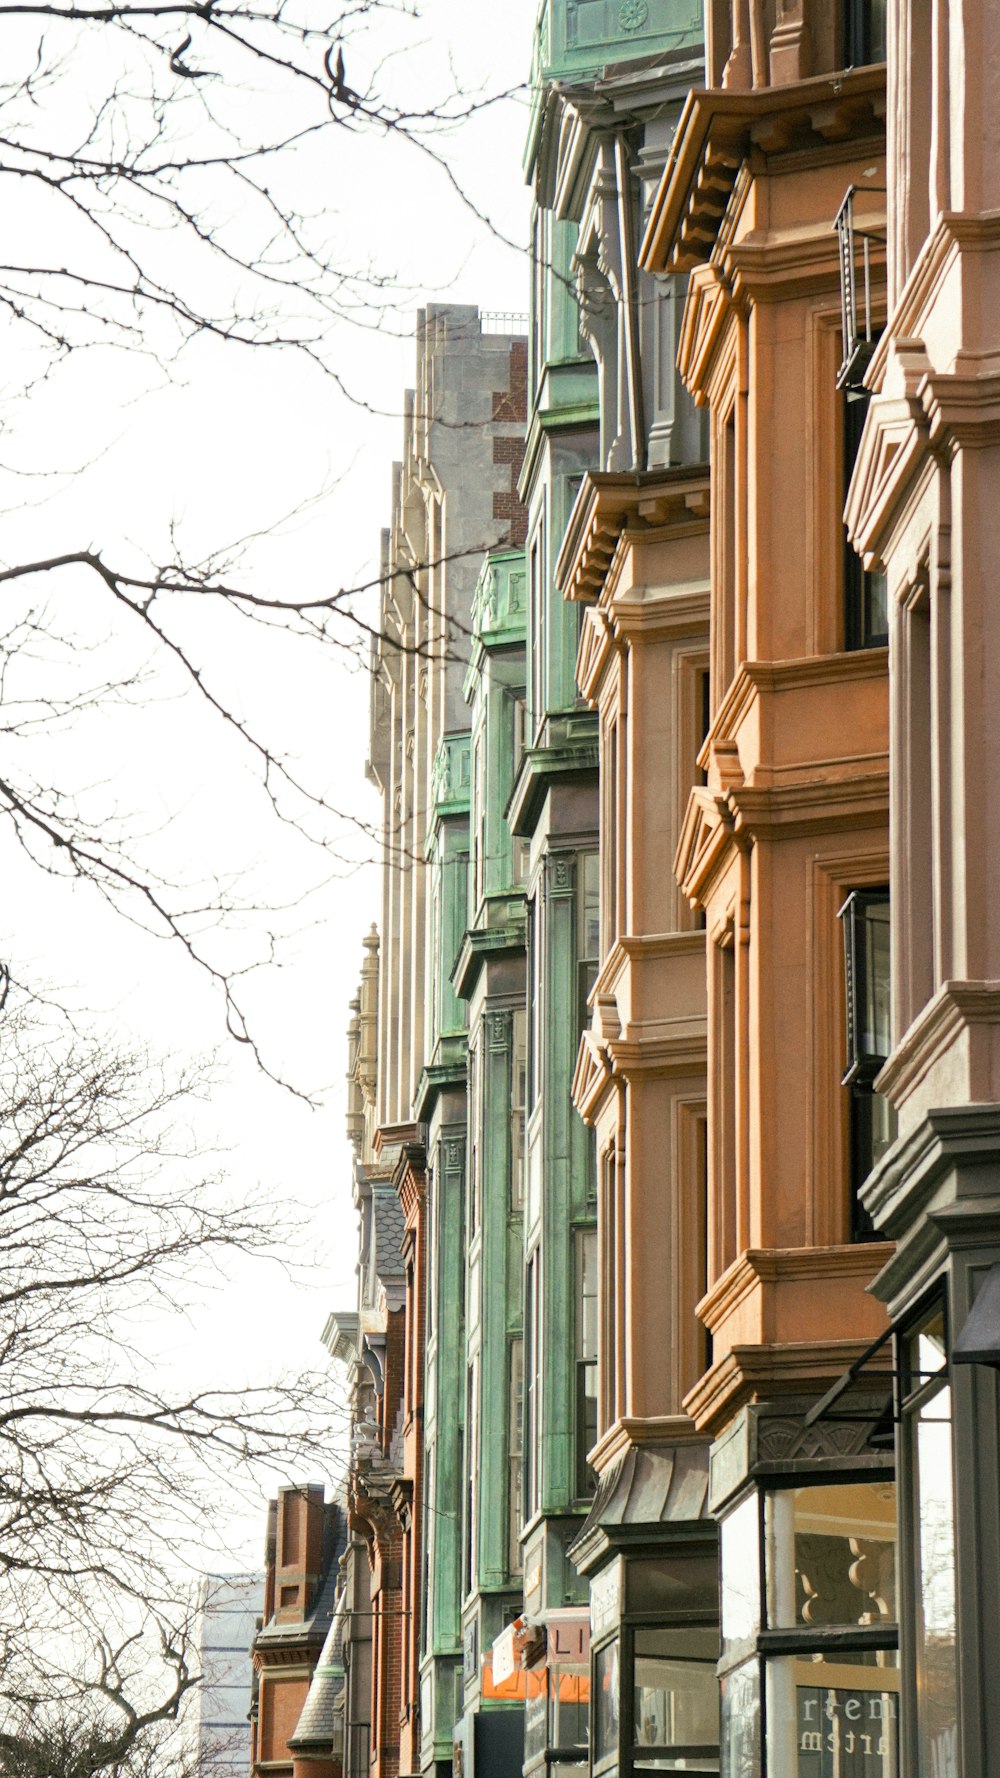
533, 0, 703, 82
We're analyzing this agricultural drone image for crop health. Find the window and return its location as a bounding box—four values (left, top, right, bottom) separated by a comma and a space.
524, 1249, 541, 1521
604, 721, 619, 951
473, 732, 486, 908
508, 1338, 524, 1574
899, 1301, 958, 1777
840, 887, 896, 1235
529, 522, 546, 735
843, 0, 887, 66
464, 1361, 479, 1600
528, 894, 543, 1111
511, 1008, 527, 1212
575, 1227, 598, 1497
632, 1628, 719, 1771
469, 1040, 482, 1234
595, 1548, 721, 1777
844, 394, 889, 649
762, 1481, 899, 1776
578, 851, 600, 1038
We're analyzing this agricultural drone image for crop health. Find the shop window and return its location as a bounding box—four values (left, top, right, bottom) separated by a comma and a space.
575, 1226, 598, 1497
899, 1301, 958, 1777
839, 887, 896, 1235
594, 1547, 721, 1776
844, 394, 888, 649
762, 1480, 899, 1776
632, 1628, 719, 1771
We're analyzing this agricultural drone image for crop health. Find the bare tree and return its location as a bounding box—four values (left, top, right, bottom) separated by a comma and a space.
0, 978, 345, 1747
0, 1, 525, 1071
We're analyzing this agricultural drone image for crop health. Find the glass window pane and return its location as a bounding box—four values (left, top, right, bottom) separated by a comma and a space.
863, 898, 891, 1060
594, 1639, 620, 1763
766, 1653, 898, 1775
626, 1550, 719, 1618
913, 1387, 958, 1777
633, 1630, 718, 1755
722, 1495, 760, 1650
904, 1305, 948, 1396
765, 1482, 896, 1631
553, 1668, 590, 1750
720, 1658, 760, 1778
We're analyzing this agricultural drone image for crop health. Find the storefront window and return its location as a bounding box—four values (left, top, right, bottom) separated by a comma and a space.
761, 1479, 898, 1777
765, 1482, 897, 1630
594, 1638, 620, 1766
766, 1651, 898, 1774
632, 1627, 718, 1771
903, 1305, 958, 1778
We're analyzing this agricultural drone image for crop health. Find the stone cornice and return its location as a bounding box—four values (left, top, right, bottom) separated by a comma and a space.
589, 1414, 701, 1476
556, 466, 710, 605
413, 1057, 467, 1125
876, 980, 1000, 1109
712, 648, 889, 738
726, 772, 889, 838
697, 1244, 895, 1335
683, 1335, 892, 1435
505, 717, 599, 837
452, 908, 527, 1001
674, 784, 737, 908
640, 66, 887, 276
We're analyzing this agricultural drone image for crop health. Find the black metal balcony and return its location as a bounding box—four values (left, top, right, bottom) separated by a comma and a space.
834, 184, 887, 392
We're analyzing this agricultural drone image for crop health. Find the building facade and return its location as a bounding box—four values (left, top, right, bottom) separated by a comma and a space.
308, 10, 1000, 1778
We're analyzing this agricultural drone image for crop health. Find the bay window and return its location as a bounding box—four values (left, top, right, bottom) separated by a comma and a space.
720, 1477, 899, 1777
593, 1546, 720, 1778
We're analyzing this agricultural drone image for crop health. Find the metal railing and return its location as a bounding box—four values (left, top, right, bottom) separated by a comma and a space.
834, 185, 886, 391
480, 309, 529, 336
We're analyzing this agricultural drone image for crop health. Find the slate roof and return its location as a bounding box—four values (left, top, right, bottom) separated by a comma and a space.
288, 1594, 347, 1752
371, 1187, 406, 1284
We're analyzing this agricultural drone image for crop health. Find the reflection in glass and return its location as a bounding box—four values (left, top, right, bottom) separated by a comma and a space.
914, 1389, 958, 1778
722, 1495, 760, 1650
720, 1660, 760, 1778
552, 1668, 589, 1751
765, 1482, 896, 1630
594, 1640, 619, 1764
633, 1628, 718, 1763
766, 1654, 898, 1776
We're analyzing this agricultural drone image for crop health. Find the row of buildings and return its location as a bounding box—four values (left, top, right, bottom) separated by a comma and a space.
249, 1, 1000, 1775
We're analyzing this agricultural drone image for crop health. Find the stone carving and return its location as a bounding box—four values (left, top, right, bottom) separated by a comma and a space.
619, 0, 649, 29
756, 1413, 879, 1462
488, 1010, 511, 1051
551, 855, 574, 896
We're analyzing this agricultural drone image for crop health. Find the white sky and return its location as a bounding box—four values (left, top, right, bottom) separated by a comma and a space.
0, 0, 540, 1568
